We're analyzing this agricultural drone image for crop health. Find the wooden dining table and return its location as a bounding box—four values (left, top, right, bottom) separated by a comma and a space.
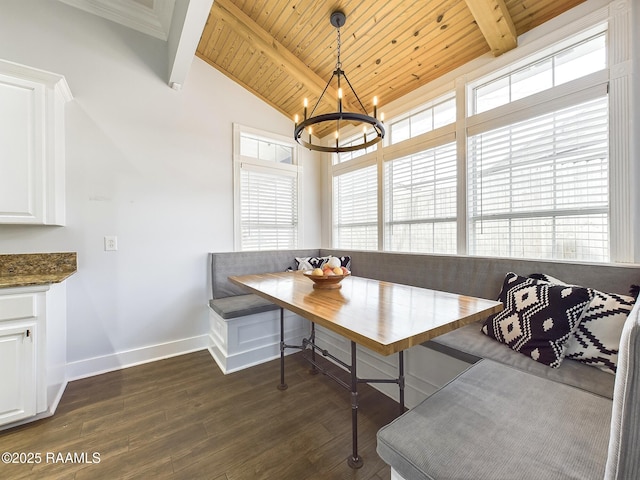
229, 270, 502, 469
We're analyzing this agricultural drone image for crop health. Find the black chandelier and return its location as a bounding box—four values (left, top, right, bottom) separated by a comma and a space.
293, 11, 385, 154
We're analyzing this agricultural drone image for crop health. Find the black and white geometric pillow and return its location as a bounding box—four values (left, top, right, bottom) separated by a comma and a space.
529, 273, 636, 374
481, 272, 592, 368
295, 256, 326, 270
295, 256, 351, 271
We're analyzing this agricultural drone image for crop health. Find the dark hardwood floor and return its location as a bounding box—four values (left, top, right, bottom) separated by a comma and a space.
0, 350, 400, 479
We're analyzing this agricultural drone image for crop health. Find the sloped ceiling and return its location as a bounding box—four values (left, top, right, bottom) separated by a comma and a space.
58, 0, 586, 137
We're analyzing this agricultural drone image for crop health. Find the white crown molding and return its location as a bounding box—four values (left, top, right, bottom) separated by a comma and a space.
57, 0, 176, 41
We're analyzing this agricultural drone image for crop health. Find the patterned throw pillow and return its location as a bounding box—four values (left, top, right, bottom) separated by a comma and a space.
294, 256, 351, 271
482, 272, 592, 368
529, 273, 636, 374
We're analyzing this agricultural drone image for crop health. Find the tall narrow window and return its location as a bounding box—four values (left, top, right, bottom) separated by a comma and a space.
234, 125, 301, 251
385, 142, 457, 253
333, 164, 378, 250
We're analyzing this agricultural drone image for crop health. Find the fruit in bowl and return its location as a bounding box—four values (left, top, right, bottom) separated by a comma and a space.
326, 256, 342, 269
303, 267, 350, 289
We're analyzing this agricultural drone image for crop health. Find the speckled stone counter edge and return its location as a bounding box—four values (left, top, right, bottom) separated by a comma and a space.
0, 252, 77, 288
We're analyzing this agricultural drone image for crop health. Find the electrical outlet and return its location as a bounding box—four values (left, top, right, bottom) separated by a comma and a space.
104, 235, 118, 251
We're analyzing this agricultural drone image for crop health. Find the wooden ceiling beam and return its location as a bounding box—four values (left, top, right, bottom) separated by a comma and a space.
211, 0, 355, 115
463, 0, 517, 56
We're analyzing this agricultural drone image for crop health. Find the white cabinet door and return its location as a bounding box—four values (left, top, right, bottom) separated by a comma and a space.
0, 60, 71, 225
0, 74, 45, 223
0, 324, 36, 424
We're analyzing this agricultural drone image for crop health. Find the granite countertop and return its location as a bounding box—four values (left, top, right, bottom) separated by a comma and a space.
0, 252, 77, 288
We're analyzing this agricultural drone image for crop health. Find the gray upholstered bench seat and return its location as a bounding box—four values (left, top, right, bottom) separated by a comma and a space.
425, 320, 616, 399
208, 249, 322, 319
377, 359, 613, 480
209, 294, 279, 319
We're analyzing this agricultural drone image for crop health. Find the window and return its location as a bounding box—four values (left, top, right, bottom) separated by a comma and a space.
467, 96, 609, 261
333, 164, 378, 250
389, 97, 456, 144
385, 142, 457, 253
467, 32, 608, 261
234, 125, 301, 251
335, 128, 378, 164
472, 33, 606, 114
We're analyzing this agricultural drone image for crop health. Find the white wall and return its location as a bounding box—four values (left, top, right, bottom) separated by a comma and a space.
0, 0, 322, 376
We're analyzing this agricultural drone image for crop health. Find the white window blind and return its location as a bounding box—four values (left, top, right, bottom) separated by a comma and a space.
333, 165, 378, 250
240, 165, 298, 251
234, 124, 300, 251
468, 95, 609, 261
385, 142, 457, 253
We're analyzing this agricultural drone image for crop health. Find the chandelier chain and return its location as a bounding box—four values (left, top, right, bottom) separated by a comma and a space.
336, 26, 342, 70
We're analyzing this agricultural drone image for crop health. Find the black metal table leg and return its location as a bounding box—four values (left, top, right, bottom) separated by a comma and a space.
277, 308, 288, 390
398, 350, 405, 415
347, 341, 363, 469
309, 322, 318, 375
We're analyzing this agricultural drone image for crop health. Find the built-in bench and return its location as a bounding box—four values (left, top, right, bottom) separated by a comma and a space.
207, 249, 319, 373
207, 249, 640, 479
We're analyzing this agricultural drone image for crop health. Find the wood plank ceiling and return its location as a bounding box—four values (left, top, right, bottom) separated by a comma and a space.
197, 0, 585, 139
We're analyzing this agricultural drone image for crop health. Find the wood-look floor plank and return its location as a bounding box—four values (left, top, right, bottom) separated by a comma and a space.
0, 350, 397, 479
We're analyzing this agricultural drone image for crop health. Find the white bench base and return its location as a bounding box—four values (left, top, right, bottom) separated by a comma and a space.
208, 306, 309, 374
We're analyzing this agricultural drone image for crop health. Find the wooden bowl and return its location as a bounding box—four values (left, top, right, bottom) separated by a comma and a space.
303, 270, 350, 289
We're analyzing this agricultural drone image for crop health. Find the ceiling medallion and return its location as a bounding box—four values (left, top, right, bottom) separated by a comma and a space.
293, 11, 385, 154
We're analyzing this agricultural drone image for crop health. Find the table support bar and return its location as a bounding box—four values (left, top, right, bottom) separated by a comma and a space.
278, 316, 406, 469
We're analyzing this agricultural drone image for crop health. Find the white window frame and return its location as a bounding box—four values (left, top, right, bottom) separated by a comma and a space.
233, 124, 303, 251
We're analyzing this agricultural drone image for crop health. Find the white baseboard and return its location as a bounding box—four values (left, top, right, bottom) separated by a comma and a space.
65, 334, 209, 381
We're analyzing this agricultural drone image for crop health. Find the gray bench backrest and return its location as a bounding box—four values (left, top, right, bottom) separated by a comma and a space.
321, 249, 640, 299
209, 249, 320, 299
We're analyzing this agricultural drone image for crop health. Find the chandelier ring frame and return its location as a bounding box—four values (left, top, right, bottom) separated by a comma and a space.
294, 112, 385, 153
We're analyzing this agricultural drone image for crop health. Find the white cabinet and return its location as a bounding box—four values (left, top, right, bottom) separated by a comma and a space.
0, 323, 37, 424
0, 284, 67, 428
0, 60, 72, 225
